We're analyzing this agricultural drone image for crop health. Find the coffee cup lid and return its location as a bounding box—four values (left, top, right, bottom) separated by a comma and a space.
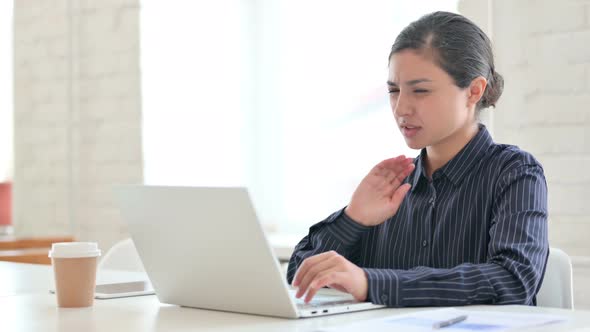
48, 242, 101, 258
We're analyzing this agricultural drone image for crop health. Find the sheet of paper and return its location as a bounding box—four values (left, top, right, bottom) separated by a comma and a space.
313, 308, 567, 332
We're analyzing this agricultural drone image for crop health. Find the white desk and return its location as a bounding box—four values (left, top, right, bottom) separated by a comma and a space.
0, 261, 54, 297
0, 261, 149, 297
2, 262, 590, 332
4, 293, 590, 332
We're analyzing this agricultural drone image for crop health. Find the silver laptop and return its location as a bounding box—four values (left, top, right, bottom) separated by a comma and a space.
113, 185, 385, 318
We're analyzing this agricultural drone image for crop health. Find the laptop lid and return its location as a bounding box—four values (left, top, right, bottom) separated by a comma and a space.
113, 185, 299, 318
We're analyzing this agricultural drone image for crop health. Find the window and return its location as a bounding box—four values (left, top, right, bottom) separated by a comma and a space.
141, 1, 458, 235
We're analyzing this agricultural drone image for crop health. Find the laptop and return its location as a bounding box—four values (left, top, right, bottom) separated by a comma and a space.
113, 185, 385, 318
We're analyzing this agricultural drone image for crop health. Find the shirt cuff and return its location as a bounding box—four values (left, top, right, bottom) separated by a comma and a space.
323, 208, 372, 247
363, 268, 400, 307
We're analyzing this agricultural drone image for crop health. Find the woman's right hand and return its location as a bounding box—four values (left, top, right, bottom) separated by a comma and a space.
344, 155, 415, 227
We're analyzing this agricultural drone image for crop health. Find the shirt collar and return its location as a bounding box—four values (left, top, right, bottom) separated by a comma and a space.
410, 124, 494, 192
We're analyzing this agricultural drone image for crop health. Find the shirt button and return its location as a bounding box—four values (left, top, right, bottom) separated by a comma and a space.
381, 294, 388, 302
422, 240, 428, 247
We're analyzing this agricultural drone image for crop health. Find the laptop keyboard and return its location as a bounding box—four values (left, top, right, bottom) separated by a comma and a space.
290, 290, 357, 309
296, 298, 358, 309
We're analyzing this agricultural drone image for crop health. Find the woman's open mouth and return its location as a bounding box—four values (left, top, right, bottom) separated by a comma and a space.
401, 125, 421, 138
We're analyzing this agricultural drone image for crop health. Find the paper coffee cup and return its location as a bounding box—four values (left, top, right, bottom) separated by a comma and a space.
49, 242, 101, 308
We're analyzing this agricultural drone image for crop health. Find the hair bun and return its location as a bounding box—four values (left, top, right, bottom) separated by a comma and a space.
480, 70, 504, 109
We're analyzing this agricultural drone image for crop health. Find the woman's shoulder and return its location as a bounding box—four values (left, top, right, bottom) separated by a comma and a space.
487, 143, 545, 176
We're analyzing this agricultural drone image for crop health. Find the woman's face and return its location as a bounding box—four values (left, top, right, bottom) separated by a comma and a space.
388, 49, 475, 150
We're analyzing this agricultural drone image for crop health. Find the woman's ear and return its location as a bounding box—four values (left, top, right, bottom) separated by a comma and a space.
467, 76, 487, 109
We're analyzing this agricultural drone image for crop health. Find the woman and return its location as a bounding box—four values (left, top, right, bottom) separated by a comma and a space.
287, 11, 549, 307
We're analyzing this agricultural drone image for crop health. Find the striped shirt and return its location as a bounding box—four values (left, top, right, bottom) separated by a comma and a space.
287, 124, 549, 307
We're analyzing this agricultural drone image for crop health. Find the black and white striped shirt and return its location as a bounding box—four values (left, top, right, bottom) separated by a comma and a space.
287, 124, 549, 307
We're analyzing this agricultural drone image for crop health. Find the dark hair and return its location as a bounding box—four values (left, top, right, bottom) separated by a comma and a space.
389, 11, 503, 111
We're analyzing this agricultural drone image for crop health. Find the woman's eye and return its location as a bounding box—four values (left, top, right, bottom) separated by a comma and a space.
414, 89, 429, 93
388, 90, 400, 94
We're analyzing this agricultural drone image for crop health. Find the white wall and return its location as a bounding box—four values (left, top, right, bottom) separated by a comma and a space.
0, 1, 13, 182
460, 0, 590, 310
12, 0, 143, 252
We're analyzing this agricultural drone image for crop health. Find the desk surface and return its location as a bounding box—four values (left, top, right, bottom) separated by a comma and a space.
3, 293, 590, 332
2, 262, 590, 332
0, 261, 149, 297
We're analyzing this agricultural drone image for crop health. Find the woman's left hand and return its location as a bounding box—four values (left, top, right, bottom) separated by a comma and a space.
292, 251, 368, 303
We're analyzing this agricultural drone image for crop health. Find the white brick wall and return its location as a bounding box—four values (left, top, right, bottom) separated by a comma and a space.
460, 0, 590, 310
13, 0, 142, 252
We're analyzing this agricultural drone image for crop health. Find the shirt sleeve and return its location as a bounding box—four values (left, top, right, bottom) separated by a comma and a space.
364, 164, 549, 307
286, 208, 372, 284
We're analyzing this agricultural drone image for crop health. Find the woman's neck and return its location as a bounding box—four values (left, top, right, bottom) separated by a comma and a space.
424, 122, 479, 179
